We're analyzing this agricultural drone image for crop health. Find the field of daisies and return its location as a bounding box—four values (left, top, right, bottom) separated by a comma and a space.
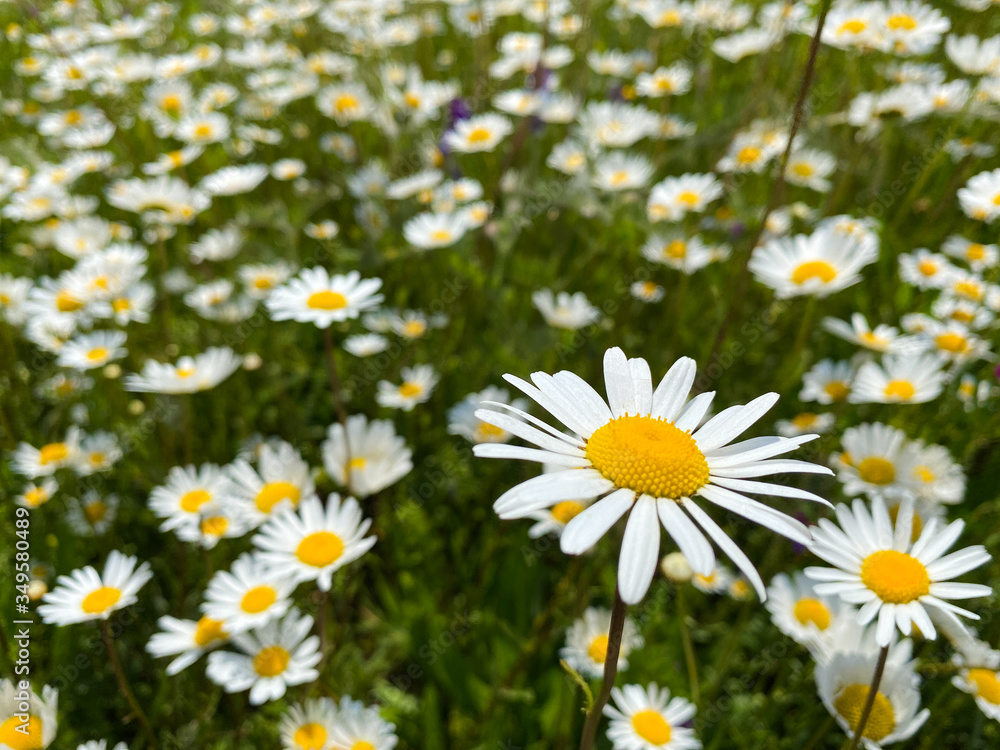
4, 0, 1000, 749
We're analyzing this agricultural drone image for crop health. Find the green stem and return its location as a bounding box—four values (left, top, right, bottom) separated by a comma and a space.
677, 585, 701, 705
843, 645, 889, 750
101, 620, 158, 749
578, 589, 627, 750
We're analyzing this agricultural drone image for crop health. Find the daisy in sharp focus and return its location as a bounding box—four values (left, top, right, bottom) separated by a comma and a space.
560, 606, 644, 679
205, 609, 321, 705
202, 552, 296, 633
146, 615, 230, 675
474, 347, 832, 604
266, 268, 384, 328
806, 495, 992, 646
604, 683, 700, 750
252, 494, 376, 591
321, 415, 413, 497
38, 551, 152, 625
376, 364, 438, 411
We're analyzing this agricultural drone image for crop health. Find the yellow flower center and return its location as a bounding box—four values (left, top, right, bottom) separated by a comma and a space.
857, 457, 895, 485
431, 229, 453, 242
792, 162, 814, 177
476, 421, 506, 440
834, 685, 896, 741
56, 290, 82, 312
240, 585, 277, 614
398, 382, 423, 398
81, 586, 122, 614
0, 715, 43, 750
883, 380, 915, 400
610, 170, 630, 186
665, 240, 687, 259
887, 14, 916, 30
968, 669, 1000, 705
306, 291, 348, 310
838, 19, 866, 34
793, 598, 832, 630
255, 481, 301, 513
913, 465, 935, 484
860, 550, 930, 604
791, 413, 817, 429
180, 489, 211, 513
162, 94, 181, 112
86, 347, 109, 361
824, 381, 849, 401
293, 722, 328, 750
587, 634, 609, 663
467, 127, 492, 143
585, 415, 709, 500
552, 500, 585, 525
39, 442, 68, 465
935, 333, 967, 354
84, 501, 107, 523
201, 516, 229, 536
253, 645, 290, 677
24, 487, 47, 507
335, 94, 359, 112
295, 531, 344, 567
791, 260, 837, 285
193, 616, 228, 647
193, 123, 213, 138
631, 709, 672, 745
348, 457, 367, 470
736, 146, 761, 165
351, 743, 375, 750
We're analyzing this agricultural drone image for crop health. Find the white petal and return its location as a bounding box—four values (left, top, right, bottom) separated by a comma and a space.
474, 407, 585, 456
876, 603, 896, 645
604, 347, 636, 418
503, 373, 595, 438
928, 582, 993, 600
651, 357, 696, 422
698, 485, 811, 545
473, 443, 590, 467
693, 393, 778, 452
617, 496, 660, 604
709, 476, 831, 506
682, 499, 765, 599
657, 498, 715, 576
926, 546, 991, 580
673, 391, 715, 433
494, 469, 614, 518
560, 488, 636, 555
629, 358, 653, 416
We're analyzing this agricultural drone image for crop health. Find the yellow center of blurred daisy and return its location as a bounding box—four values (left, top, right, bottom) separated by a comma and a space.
351, 743, 375, 750
968, 669, 1000, 704
918, 260, 937, 276
194, 124, 213, 138
432, 229, 453, 242
834, 685, 895, 741
883, 380, 915, 400
84, 501, 107, 523
887, 14, 916, 30
792, 163, 813, 177
81, 586, 121, 614
348, 457, 367, 470
293, 722, 327, 749
857, 457, 895, 485
39, 442, 68, 465
934, 333, 967, 353
201, 516, 229, 536
791, 261, 837, 285
87, 347, 108, 361
25, 488, 47, 506
587, 634, 609, 663
399, 382, 423, 398
966, 244, 985, 261
467, 127, 491, 143
677, 190, 699, 206
253, 645, 290, 676
665, 240, 687, 259
255, 481, 300, 513
307, 291, 348, 310
631, 709, 672, 744
793, 598, 831, 630
295, 531, 344, 567
791, 413, 817, 429
552, 501, 585, 524
585, 415, 709, 500
736, 146, 760, 164
335, 94, 358, 112
241, 585, 277, 614
860, 550, 929, 604
954, 281, 983, 300
0, 715, 43, 750
181, 489, 211, 512
824, 381, 849, 401
839, 19, 866, 34
194, 616, 227, 646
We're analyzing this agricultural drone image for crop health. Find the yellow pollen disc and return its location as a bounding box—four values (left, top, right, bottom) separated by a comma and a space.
404, 92, 421, 108
86, 347, 109, 361
585, 415, 709, 500
736, 146, 761, 164
193, 123, 213, 138
665, 240, 687, 259
253, 645, 290, 677
306, 290, 348, 310
84, 501, 107, 523
255, 481, 300, 513
193, 616, 227, 647
404, 321, 427, 336
201, 516, 229, 536
81, 586, 122, 614
351, 743, 375, 750
431, 229, 453, 242
861, 550, 929, 604
65, 110, 82, 125
887, 13, 916, 30
476, 421, 505, 440
24, 488, 47, 506
792, 162, 814, 177
162, 94, 181, 111
467, 127, 491, 143
398, 382, 423, 398
913, 465, 935, 483
824, 381, 849, 401
565, 153, 586, 169
0, 715, 43, 750
240, 585, 277, 614
883, 380, 915, 400
253, 277, 273, 290
335, 94, 358, 112
56, 290, 82, 312
39, 442, 68, 465
793, 598, 831, 630
295, 531, 344, 567
180, 489, 211, 513
935, 333, 967, 353
791, 413, 817, 429
994, 193, 1000, 206
631, 709, 672, 745
953, 281, 983, 301
968, 669, 1000, 705
587, 634, 609, 663
660, 9, 681, 24
791, 260, 837, 285
293, 722, 328, 750
857, 456, 895, 485
176, 367, 196, 378
610, 170, 630, 186
347, 457, 367, 470
839, 19, 866, 34
0, 294, 9, 305
834, 685, 896, 741
552, 500, 585, 525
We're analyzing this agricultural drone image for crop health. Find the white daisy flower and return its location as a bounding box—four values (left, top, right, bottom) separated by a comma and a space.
532, 289, 601, 330
647, 173, 724, 222
402, 211, 469, 250
958, 168, 1000, 222
205, 609, 321, 705
148, 463, 232, 532
15, 478, 58, 509
0, 679, 58, 750
224, 441, 314, 528
11, 427, 82, 478
252, 494, 376, 591
765, 571, 847, 649
202, 552, 296, 633
560, 606, 644, 679
800, 359, 854, 404
321, 415, 413, 498
199, 164, 268, 197
691, 564, 734, 594
146, 615, 230, 675
822, 313, 913, 354
265, 268, 384, 328
443, 113, 513, 153
125, 347, 241, 394
55, 328, 126, 372
279, 698, 339, 750
376, 364, 438, 411
474, 347, 832, 604
806, 495, 992, 646
775, 412, 836, 437
850, 353, 947, 405
448, 386, 529, 444
343, 333, 390, 357
329, 697, 399, 750
604, 683, 700, 750
832, 423, 911, 499
38, 551, 152, 625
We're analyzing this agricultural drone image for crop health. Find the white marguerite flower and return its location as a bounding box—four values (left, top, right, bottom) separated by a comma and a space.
146, 615, 230, 675
124, 347, 241, 394
532, 289, 601, 330
603, 683, 700, 750
0, 679, 58, 750
266, 268, 384, 328
321, 414, 413, 498
560, 606, 644, 680
38, 551, 152, 625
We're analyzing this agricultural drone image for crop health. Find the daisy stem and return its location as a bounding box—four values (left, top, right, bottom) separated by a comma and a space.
322, 326, 348, 427
578, 588, 627, 750
802, 713, 836, 750
843, 644, 889, 750
101, 619, 158, 749
676, 585, 701, 705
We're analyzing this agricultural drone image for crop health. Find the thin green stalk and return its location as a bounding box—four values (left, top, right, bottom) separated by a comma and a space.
578, 589, 627, 750
677, 585, 701, 705
842, 645, 889, 750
